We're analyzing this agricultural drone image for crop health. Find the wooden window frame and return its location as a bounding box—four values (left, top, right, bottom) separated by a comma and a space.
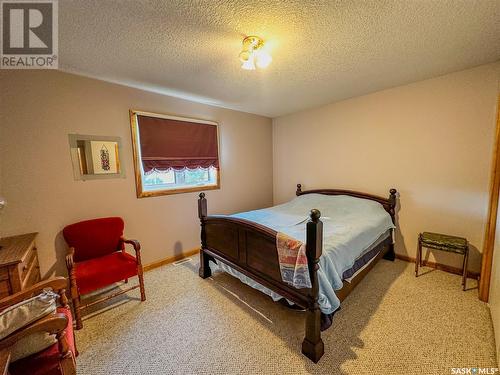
129, 110, 221, 198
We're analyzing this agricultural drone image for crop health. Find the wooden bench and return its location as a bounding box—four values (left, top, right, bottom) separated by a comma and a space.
417, 232, 469, 290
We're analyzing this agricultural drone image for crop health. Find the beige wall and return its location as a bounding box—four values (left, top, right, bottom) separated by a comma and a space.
1, 64, 499, 277
0, 70, 273, 276
273, 62, 500, 272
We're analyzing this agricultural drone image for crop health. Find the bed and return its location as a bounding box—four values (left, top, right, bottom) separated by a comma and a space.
197, 184, 397, 363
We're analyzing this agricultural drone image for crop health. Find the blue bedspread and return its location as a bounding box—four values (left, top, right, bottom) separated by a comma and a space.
229, 193, 395, 314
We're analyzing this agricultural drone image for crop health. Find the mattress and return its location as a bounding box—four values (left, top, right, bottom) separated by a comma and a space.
210, 193, 395, 315
342, 230, 390, 281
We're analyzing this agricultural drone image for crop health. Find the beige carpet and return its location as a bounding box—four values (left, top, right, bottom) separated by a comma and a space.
75, 259, 497, 374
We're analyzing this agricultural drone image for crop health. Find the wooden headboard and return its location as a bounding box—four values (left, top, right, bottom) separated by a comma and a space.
295, 184, 397, 224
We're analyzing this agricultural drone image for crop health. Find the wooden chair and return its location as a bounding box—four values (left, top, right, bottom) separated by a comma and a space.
0, 277, 77, 375
63, 217, 146, 330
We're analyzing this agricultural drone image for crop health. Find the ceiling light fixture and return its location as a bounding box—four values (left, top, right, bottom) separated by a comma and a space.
239, 36, 272, 70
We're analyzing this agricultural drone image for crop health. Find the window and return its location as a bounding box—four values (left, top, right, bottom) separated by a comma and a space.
130, 110, 220, 197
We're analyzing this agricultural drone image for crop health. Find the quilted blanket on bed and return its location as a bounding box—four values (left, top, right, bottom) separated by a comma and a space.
276, 232, 311, 289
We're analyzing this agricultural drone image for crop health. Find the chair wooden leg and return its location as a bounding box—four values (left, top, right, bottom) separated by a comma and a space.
416, 237, 421, 277
138, 271, 146, 302
136, 263, 146, 302
461, 253, 466, 286
59, 352, 77, 375
67, 266, 83, 330
462, 248, 469, 291
57, 330, 77, 375
72, 297, 83, 330
133, 247, 146, 302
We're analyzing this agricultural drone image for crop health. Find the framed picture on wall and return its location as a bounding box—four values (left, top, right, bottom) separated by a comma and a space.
90, 140, 120, 174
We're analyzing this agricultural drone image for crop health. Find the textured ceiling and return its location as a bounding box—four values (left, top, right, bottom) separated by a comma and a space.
59, 0, 500, 117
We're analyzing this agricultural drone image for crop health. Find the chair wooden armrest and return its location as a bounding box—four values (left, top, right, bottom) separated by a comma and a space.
119, 237, 146, 301
65, 247, 75, 271
120, 238, 141, 253
0, 277, 69, 311
65, 247, 79, 327
120, 238, 143, 264
0, 313, 68, 350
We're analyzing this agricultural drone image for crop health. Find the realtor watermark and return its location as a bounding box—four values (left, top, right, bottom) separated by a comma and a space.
1, 0, 58, 69
451, 368, 499, 374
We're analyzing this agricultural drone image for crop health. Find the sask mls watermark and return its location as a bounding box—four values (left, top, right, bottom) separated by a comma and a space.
451, 368, 499, 374
1, 0, 58, 69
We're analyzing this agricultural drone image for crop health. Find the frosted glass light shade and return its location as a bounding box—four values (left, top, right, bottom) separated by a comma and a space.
241, 58, 256, 70
255, 50, 272, 69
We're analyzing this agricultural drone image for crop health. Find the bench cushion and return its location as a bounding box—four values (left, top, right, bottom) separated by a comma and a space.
420, 232, 468, 254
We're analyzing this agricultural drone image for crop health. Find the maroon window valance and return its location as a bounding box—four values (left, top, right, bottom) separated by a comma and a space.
137, 115, 219, 173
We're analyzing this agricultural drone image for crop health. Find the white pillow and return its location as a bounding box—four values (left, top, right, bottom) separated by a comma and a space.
0, 289, 58, 361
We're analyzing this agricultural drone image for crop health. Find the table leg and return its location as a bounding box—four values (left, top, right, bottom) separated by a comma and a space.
416, 237, 421, 277
462, 247, 469, 291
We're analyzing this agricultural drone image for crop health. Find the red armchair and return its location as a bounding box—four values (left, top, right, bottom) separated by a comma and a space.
63, 217, 146, 330
0, 277, 77, 375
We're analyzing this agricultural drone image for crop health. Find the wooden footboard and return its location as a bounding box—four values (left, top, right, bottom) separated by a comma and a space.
197, 185, 397, 363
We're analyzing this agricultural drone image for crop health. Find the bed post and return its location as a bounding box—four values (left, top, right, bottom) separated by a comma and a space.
296, 183, 302, 196
383, 188, 398, 261
302, 208, 324, 363
198, 192, 211, 279
388, 188, 397, 220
